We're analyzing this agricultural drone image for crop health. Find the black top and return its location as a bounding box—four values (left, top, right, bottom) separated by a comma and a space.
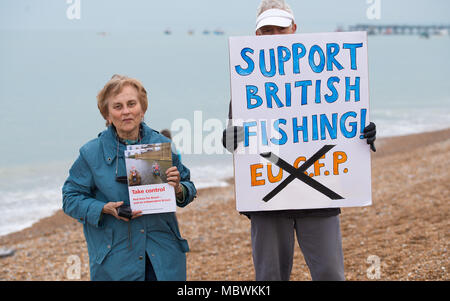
227, 101, 340, 219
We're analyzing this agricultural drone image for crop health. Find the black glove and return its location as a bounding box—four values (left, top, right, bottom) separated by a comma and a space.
363, 122, 377, 152
222, 126, 245, 153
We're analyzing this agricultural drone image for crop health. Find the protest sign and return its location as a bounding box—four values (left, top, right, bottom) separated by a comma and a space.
228, 31, 372, 212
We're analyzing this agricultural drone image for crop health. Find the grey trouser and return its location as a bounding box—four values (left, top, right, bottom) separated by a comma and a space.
250, 214, 345, 281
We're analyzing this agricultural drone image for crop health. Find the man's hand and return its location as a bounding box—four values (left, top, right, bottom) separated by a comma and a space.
363, 122, 377, 152
222, 126, 245, 153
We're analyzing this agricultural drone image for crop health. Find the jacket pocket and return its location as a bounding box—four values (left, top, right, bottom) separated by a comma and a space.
95, 228, 113, 264
166, 220, 190, 253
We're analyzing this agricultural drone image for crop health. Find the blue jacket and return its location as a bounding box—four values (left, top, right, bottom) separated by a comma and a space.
62, 123, 196, 280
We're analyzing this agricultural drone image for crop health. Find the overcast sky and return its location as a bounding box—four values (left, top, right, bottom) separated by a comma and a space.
1, 0, 450, 33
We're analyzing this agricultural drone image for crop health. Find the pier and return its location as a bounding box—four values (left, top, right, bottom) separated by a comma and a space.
346, 24, 450, 37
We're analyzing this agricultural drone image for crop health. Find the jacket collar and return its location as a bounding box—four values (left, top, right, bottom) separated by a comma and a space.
100, 122, 155, 165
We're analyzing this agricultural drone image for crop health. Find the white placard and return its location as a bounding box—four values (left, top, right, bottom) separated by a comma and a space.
228, 31, 372, 212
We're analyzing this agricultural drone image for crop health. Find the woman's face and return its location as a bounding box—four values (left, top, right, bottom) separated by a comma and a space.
107, 85, 145, 139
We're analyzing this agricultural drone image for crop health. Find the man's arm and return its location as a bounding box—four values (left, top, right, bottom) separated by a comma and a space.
222, 100, 245, 152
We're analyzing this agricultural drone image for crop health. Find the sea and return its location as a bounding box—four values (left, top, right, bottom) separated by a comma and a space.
0, 29, 449, 237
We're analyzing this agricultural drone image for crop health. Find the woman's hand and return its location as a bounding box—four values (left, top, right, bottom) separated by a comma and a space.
166, 166, 183, 199
102, 201, 124, 220
130, 210, 143, 220
102, 201, 142, 222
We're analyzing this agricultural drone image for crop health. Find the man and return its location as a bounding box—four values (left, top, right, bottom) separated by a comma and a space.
222, 0, 376, 281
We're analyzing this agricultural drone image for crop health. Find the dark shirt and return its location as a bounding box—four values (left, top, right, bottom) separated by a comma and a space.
227, 101, 340, 218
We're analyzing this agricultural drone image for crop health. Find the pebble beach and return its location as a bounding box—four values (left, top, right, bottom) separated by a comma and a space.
0, 128, 449, 281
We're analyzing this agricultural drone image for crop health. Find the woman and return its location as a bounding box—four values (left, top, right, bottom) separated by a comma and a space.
62, 75, 196, 281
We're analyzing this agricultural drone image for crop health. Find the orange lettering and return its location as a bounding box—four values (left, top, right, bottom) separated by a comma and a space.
250, 164, 265, 186
314, 155, 326, 176
293, 156, 309, 175
333, 151, 347, 175
267, 164, 282, 183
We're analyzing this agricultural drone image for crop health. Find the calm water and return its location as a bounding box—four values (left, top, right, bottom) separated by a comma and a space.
0, 30, 449, 235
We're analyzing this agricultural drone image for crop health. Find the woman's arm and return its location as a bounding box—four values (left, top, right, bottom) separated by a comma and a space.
62, 152, 106, 227
171, 152, 197, 208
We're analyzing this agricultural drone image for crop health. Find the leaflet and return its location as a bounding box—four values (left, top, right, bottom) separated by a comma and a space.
124, 143, 176, 214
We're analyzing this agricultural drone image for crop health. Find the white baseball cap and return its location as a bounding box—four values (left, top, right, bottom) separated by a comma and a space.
255, 8, 295, 31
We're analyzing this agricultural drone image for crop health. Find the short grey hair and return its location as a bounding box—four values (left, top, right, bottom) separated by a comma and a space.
256, 0, 294, 17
